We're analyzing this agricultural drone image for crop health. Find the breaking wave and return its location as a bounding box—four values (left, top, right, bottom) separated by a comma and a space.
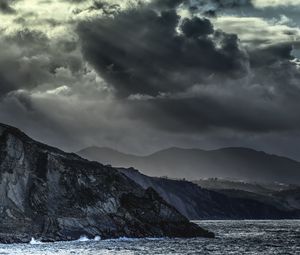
29, 238, 43, 245
77, 236, 101, 242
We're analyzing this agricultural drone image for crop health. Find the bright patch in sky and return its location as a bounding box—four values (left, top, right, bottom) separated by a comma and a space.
253, 0, 300, 8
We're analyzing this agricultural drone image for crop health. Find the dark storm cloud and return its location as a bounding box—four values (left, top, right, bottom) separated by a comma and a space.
0, 27, 83, 98
123, 41, 300, 133
161, 0, 253, 15
125, 94, 300, 133
2, 0, 300, 159
152, 0, 253, 11
199, 0, 252, 15
247, 43, 300, 94
151, 0, 184, 9
0, 0, 17, 14
212, 0, 252, 8
78, 8, 248, 97
249, 44, 294, 67
0, 29, 50, 96
181, 17, 214, 37
0, 75, 15, 96
75, 0, 300, 135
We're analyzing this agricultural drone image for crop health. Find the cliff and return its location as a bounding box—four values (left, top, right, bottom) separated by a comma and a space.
0, 123, 213, 243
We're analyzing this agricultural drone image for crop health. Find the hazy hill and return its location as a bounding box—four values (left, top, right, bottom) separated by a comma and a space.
78, 146, 300, 184
118, 168, 300, 220
193, 178, 298, 195
273, 188, 300, 210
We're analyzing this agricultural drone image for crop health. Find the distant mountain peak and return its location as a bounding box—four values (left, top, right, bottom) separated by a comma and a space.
78, 145, 300, 184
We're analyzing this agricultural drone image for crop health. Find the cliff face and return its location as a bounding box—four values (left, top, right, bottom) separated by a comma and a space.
0, 123, 213, 243
119, 168, 300, 220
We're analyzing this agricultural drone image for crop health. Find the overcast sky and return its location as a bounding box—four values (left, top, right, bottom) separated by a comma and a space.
1, 0, 300, 159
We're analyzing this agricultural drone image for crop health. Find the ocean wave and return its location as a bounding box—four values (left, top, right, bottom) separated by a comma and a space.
77, 236, 101, 242
29, 235, 101, 245
104, 237, 165, 242
29, 238, 43, 245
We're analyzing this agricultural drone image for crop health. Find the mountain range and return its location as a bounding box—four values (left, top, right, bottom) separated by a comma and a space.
117, 167, 300, 220
78, 146, 300, 184
1, 121, 299, 245
78, 146, 300, 220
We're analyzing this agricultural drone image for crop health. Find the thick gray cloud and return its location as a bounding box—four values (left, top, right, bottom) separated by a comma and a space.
0, 29, 49, 96
78, 8, 248, 97
76, 1, 300, 136
1, 0, 300, 160
0, 0, 17, 14
0, 27, 85, 98
249, 43, 294, 67
188, 0, 253, 15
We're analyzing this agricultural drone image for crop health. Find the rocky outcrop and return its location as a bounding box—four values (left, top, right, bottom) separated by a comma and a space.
0, 123, 213, 243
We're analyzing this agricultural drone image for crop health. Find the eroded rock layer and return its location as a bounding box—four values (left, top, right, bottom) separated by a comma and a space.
0, 123, 213, 243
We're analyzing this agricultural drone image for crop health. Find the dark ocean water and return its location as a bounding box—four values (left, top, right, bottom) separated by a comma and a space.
0, 220, 299, 254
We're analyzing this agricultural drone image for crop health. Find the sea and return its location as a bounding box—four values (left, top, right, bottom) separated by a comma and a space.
0, 220, 299, 255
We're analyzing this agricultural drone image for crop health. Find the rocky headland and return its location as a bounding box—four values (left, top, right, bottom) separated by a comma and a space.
0, 123, 213, 243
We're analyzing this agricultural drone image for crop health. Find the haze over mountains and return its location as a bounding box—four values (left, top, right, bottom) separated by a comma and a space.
78, 147, 300, 185
78, 146, 300, 220
1, 121, 300, 229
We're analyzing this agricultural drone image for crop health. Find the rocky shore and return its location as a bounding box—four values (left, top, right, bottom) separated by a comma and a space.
0, 123, 213, 243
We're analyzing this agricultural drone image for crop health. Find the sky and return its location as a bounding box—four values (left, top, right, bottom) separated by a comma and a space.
1, 0, 300, 159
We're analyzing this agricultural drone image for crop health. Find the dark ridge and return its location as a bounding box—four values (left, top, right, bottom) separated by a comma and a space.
119, 167, 300, 220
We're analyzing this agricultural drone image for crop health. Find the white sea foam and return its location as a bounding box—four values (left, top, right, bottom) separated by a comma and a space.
3, 221, 300, 255
29, 238, 43, 245
105, 237, 164, 242
77, 235, 101, 242
77, 236, 90, 242
94, 236, 101, 241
